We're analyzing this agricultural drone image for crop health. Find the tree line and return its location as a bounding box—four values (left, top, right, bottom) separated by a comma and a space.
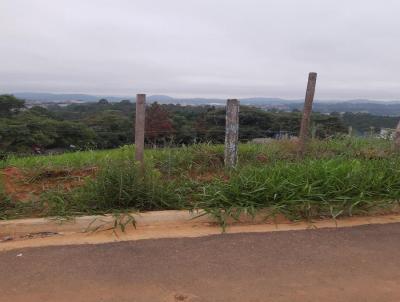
0, 94, 353, 155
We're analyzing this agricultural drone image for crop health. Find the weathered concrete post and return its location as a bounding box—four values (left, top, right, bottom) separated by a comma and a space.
224, 99, 240, 168
299, 72, 317, 154
394, 121, 400, 150
135, 94, 146, 166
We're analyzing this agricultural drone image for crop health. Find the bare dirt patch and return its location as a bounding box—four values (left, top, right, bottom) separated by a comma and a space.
1, 166, 97, 202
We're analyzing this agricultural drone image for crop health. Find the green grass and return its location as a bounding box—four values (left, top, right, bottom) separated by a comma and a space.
197, 158, 400, 228
2, 137, 393, 169
1, 147, 134, 170
1, 137, 399, 225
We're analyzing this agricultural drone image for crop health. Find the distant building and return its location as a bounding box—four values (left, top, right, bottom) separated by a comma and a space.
378, 128, 395, 139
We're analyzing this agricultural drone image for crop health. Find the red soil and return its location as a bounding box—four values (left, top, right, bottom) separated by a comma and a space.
1, 167, 96, 202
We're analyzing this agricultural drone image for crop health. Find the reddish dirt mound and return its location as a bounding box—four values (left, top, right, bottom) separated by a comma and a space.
1, 167, 97, 202
256, 154, 268, 163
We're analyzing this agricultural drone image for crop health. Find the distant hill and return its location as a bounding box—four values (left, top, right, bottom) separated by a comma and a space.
12, 92, 126, 102
9, 92, 301, 106
287, 102, 400, 116
6, 92, 400, 116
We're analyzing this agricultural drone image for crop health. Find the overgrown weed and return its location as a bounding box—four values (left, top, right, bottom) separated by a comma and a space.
2, 138, 400, 227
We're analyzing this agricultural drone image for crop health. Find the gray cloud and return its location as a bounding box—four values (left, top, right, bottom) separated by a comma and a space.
1, 0, 400, 99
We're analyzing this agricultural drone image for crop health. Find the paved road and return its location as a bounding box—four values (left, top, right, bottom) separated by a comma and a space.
1, 223, 400, 302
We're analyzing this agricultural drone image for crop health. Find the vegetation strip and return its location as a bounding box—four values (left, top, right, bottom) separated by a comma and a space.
1, 138, 400, 227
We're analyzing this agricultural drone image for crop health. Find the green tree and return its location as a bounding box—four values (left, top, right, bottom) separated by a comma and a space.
84, 110, 132, 148
0, 95, 25, 117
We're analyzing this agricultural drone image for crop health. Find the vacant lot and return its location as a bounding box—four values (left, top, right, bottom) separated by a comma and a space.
1, 138, 400, 225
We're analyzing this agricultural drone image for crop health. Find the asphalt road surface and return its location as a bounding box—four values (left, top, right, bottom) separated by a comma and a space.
1, 223, 400, 302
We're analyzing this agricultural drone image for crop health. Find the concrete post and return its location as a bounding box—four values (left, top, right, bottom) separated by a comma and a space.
299, 72, 317, 153
224, 99, 240, 168
135, 94, 146, 166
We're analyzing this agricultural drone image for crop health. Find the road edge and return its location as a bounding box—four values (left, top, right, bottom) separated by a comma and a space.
1, 211, 400, 251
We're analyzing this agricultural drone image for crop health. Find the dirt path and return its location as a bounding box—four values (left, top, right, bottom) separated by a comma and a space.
1, 223, 400, 302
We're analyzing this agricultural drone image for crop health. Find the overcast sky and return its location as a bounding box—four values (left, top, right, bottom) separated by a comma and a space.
1, 0, 400, 100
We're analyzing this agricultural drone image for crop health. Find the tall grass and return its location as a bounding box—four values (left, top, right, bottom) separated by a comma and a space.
1, 146, 136, 170
197, 157, 400, 227
2, 137, 393, 170
40, 156, 191, 216
1, 138, 400, 224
